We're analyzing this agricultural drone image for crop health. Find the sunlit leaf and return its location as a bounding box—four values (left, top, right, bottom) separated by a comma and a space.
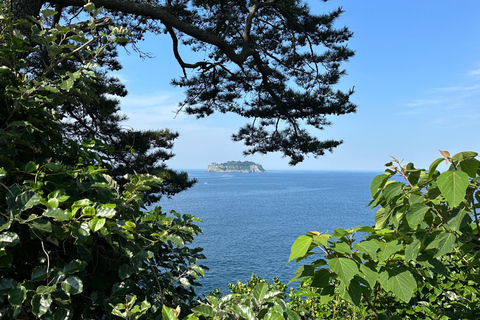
288, 235, 312, 262
328, 257, 358, 285
437, 171, 469, 207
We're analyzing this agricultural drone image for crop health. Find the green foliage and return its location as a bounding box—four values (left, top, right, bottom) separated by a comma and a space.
289, 151, 480, 319
0, 6, 205, 318
184, 275, 301, 320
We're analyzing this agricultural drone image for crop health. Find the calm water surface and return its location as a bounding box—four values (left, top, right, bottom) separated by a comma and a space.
158, 170, 378, 294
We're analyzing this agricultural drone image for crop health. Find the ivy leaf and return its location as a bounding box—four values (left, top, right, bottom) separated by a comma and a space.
288, 235, 312, 262
328, 257, 358, 286
437, 171, 469, 207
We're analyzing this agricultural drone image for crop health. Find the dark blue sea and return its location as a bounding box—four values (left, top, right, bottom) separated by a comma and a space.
158, 170, 378, 294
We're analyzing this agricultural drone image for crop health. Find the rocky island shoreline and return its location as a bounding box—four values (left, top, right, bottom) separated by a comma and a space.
207, 161, 266, 173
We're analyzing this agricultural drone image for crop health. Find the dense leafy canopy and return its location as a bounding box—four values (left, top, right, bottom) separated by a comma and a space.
289, 151, 480, 319
6, 0, 356, 165
0, 7, 205, 318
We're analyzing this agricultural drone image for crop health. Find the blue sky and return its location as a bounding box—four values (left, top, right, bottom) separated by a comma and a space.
115, 1, 480, 171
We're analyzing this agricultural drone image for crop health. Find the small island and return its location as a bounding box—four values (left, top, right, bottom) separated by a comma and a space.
207, 161, 266, 173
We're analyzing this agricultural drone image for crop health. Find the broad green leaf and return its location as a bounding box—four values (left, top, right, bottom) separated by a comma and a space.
253, 282, 268, 301
378, 267, 416, 303
264, 311, 284, 320
338, 278, 362, 306
451, 151, 478, 162
374, 207, 390, 230
29, 218, 52, 233
426, 232, 456, 258
164, 234, 184, 246
359, 264, 378, 289
446, 209, 471, 232
162, 305, 177, 320
43, 208, 70, 221
405, 204, 429, 228
383, 182, 404, 202
61, 276, 83, 294
8, 284, 26, 306
428, 158, 445, 180
0, 231, 20, 247
237, 305, 255, 320
88, 216, 105, 232
353, 240, 379, 259
59, 78, 74, 91
0, 278, 16, 294
288, 235, 312, 262
17, 191, 41, 212
437, 170, 469, 207
370, 174, 389, 197
285, 309, 301, 320
330, 242, 352, 255
96, 205, 116, 218
328, 257, 358, 285
32, 293, 52, 317
290, 265, 314, 283
31, 265, 48, 281
311, 269, 331, 288
41, 8, 57, 18
192, 305, 215, 317
25, 161, 37, 173
63, 259, 87, 274
458, 158, 479, 177
377, 241, 403, 263
405, 239, 421, 262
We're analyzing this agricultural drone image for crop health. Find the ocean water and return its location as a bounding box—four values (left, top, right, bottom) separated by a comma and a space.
158, 170, 379, 294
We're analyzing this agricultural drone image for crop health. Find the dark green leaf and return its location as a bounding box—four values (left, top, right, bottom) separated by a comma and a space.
8, 284, 26, 306
32, 294, 52, 317
41, 8, 58, 18
311, 269, 331, 288
0, 231, 20, 247
383, 182, 404, 202
43, 208, 70, 221
405, 204, 429, 228
63, 259, 87, 274
31, 265, 48, 281
61, 276, 83, 294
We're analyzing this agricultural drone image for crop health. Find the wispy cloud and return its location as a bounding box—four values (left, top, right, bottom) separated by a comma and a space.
431, 84, 480, 93
404, 99, 442, 107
